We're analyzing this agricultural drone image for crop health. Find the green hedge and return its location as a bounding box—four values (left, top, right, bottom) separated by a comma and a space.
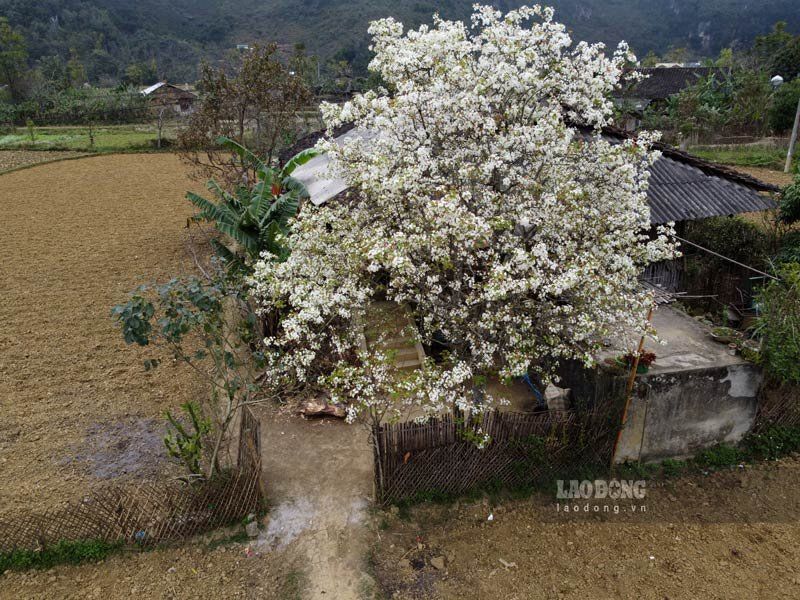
0, 89, 150, 126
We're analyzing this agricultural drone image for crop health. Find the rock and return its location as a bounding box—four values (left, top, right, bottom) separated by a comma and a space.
430, 556, 446, 570
544, 384, 571, 411
246, 520, 260, 538
725, 307, 742, 324
299, 397, 346, 419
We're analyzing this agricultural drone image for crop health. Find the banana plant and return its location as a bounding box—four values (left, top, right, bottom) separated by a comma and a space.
187, 136, 320, 269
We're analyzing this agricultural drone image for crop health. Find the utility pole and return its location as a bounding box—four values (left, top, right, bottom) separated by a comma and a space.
786, 93, 800, 174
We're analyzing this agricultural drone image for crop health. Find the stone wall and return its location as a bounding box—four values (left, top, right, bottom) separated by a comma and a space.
613, 364, 762, 463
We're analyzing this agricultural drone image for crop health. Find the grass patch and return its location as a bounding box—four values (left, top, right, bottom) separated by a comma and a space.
0, 125, 176, 153
617, 425, 800, 480
690, 145, 796, 171
0, 539, 123, 572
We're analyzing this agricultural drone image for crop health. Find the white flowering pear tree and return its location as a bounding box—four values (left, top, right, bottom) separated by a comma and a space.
250, 4, 676, 431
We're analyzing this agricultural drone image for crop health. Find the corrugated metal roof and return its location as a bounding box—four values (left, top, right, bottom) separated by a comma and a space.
291, 128, 778, 222
616, 67, 726, 101
647, 156, 776, 223
140, 82, 166, 95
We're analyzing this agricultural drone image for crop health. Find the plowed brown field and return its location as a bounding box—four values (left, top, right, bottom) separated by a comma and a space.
0, 154, 206, 514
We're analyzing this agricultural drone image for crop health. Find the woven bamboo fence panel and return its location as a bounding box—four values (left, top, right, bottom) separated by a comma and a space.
0, 407, 263, 553
373, 404, 621, 505
754, 382, 800, 430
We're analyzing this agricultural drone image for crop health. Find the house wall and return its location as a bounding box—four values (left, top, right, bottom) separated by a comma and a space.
148, 87, 196, 116
613, 364, 762, 463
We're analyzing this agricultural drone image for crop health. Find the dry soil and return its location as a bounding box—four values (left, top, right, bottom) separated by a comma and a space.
373, 458, 800, 599
0, 153, 206, 515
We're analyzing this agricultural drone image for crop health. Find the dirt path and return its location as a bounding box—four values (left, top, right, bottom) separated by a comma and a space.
252, 405, 376, 599
0, 154, 206, 514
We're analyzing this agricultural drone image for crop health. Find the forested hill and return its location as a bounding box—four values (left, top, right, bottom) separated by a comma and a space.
2, 0, 798, 83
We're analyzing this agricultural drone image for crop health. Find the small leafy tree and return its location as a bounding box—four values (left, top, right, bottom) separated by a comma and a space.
0, 17, 28, 103
780, 175, 800, 225
113, 270, 270, 480
178, 44, 313, 187
769, 79, 800, 134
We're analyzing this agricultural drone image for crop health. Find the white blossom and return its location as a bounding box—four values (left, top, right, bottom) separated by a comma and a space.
250, 4, 677, 425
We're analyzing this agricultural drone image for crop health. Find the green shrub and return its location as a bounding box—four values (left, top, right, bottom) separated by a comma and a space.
615, 461, 660, 480
769, 79, 800, 133
756, 264, 800, 383
683, 216, 771, 265
779, 175, 800, 225
0, 88, 149, 126
775, 231, 800, 265
744, 426, 800, 461
0, 539, 122, 572
694, 444, 743, 469
660, 458, 687, 477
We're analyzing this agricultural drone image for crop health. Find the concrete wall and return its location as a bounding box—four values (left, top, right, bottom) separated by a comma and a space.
614, 364, 762, 463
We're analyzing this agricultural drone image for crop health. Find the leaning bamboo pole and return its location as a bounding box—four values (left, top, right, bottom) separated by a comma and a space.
611, 304, 654, 468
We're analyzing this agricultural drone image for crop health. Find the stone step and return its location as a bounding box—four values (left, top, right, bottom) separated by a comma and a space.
396, 358, 423, 370
361, 301, 427, 371
387, 346, 420, 360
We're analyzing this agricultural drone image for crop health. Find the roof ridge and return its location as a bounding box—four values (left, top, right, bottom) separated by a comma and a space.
601, 125, 780, 193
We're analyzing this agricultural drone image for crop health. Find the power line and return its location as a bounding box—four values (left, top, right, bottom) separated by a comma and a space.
674, 235, 779, 281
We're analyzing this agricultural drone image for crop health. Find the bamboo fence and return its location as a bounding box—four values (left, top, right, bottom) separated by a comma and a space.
0, 407, 263, 554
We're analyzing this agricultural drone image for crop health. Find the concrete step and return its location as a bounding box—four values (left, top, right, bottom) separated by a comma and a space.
387, 347, 420, 359
361, 301, 427, 371
396, 358, 423, 370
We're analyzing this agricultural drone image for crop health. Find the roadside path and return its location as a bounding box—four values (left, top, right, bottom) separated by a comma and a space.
255, 405, 376, 599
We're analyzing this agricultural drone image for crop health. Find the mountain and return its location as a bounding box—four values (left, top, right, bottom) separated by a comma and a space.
2, 0, 798, 83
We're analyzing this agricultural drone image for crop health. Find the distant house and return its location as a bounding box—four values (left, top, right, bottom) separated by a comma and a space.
615, 67, 727, 130
140, 82, 197, 115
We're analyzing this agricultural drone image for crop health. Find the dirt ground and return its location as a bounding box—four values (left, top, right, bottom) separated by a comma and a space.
0, 150, 90, 173
5, 446, 800, 599
2, 152, 800, 599
0, 532, 303, 600
733, 165, 794, 188
373, 457, 800, 599
0, 153, 207, 515
0, 401, 377, 600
